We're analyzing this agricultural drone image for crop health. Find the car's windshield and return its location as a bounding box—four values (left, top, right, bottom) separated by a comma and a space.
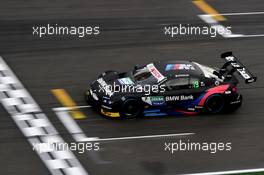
132, 63, 166, 85
133, 66, 157, 85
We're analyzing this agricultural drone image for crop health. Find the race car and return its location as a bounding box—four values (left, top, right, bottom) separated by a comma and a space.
85, 52, 257, 118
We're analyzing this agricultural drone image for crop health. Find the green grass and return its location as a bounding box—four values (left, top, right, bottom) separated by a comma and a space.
232, 173, 264, 175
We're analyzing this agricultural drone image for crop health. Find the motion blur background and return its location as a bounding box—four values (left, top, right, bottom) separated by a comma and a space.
0, 0, 264, 175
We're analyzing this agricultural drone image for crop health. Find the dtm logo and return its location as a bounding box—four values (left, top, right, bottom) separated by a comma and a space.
225, 56, 235, 61
237, 68, 251, 79
166, 64, 195, 71
230, 62, 251, 79
226, 56, 251, 79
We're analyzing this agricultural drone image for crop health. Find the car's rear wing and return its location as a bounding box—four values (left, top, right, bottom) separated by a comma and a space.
220, 52, 257, 84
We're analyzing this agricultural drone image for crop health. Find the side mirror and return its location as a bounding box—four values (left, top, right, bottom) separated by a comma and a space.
134, 64, 139, 70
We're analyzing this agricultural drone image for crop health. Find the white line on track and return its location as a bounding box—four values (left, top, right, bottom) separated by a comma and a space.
238, 34, 264, 38
82, 133, 195, 142
53, 105, 92, 112
53, 107, 195, 142
213, 11, 264, 16
184, 168, 264, 175
0, 57, 88, 175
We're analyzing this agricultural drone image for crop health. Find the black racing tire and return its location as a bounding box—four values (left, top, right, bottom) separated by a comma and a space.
204, 94, 225, 114
120, 98, 142, 119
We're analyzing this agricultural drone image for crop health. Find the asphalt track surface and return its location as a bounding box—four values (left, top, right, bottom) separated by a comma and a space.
0, 0, 264, 175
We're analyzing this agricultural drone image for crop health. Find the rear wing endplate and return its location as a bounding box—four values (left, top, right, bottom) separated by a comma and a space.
220, 52, 257, 84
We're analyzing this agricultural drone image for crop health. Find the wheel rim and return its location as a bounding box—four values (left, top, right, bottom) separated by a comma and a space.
123, 99, 140, 117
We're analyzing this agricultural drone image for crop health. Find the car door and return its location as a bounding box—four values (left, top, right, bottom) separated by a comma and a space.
161, 77, 205, 111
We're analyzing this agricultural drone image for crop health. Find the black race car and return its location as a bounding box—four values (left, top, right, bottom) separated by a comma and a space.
85, 52, 256, 118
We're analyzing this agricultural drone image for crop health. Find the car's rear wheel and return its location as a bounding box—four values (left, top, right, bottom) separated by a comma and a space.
204, 94, 225, 114
121, 99, 141, 119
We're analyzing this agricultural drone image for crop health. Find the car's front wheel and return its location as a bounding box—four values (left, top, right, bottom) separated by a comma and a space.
204, 94, 225, 114
120, 98, 142, 119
